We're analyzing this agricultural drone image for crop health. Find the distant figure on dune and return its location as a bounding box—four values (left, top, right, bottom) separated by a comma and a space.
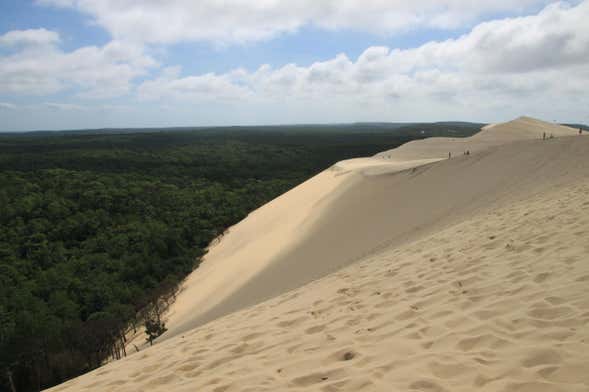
448, 152, 451, 159
580, 128, 583, 135
543, 132, 546, 140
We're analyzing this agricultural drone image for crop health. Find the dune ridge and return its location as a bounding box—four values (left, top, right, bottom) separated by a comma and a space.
374, 117, 578, 161
48, 135, 589, 392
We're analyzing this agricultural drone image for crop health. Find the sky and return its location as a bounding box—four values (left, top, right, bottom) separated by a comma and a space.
0, 0, 588, 131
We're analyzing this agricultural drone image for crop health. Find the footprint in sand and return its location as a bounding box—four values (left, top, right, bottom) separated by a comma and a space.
521, 349, 561, 368
408, 379, 447, 392
290, 368, 346, 387
305, 325, 325, 334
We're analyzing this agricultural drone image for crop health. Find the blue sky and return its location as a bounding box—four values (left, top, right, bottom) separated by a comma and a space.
0, 0, 588, 131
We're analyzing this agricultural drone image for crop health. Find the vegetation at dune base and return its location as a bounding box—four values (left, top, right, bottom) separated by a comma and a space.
0, 122, 482, 391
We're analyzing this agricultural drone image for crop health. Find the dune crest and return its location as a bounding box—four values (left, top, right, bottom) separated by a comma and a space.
374, 116, 579, 161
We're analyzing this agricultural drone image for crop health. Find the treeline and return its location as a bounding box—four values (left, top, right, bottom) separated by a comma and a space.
0, 123, 482, 391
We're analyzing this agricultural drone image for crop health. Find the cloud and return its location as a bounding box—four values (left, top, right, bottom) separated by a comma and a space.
44, 102, 87, 111
5, 1, 587, 129
0, 30, 157, 97
137, 68, 251, 101
0, 28, 60, 47
134, 1, 589, 121
38, 0, 553, 44
399, 1, 589, 74
0, 102, 17, 110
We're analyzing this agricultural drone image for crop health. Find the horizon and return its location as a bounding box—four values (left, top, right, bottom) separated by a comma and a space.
3, 117, 589, 135
1, 1, 588, 131
1, 119, 486, 134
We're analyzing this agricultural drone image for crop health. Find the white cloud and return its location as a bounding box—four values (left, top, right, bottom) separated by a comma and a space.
44, 102, 87, 111
0, 28, 60, 47
38, 0, 553, 44
0, 30, 157, 97
137, 67, 251, 101
0, 102, 17, 110
400, 1, 589, 74
134, 1, 589, 122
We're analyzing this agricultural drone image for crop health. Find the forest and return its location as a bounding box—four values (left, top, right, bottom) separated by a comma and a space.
0, 122, 482, 391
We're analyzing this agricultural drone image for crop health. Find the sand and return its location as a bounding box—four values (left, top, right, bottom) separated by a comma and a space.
46, 117, 589, 391
158, 117, 584, 341
375, 116, 579, 161
48, 137, 589, 392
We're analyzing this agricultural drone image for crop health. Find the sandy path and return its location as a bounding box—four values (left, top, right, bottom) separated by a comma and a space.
48, 139, 589, 392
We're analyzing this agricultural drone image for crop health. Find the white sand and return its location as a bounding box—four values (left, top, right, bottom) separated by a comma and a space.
46, 117, 589, 391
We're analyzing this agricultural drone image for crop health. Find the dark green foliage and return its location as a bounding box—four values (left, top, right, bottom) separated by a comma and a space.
564, 123, 589, 132
0, 123, 482, 391
145, 318, 167, 346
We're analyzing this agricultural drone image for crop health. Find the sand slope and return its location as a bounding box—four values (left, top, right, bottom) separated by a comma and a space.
47, 136, 589, 392
160, 117, 583, 340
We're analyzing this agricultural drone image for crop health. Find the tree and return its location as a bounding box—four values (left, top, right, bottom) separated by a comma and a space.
144, 311, 166, 346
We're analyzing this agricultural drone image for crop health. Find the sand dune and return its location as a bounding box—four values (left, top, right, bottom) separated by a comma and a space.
47, 133, 589, 392
375, 116, 580, 161
158, 117, 583, 341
